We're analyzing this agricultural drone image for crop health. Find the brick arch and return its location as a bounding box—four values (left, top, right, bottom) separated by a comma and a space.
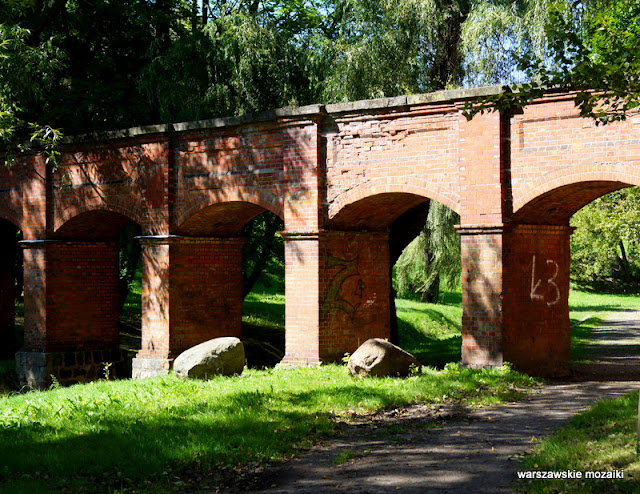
0, 209, 22, 233
176, 187, 284, 236
330, 179, 460, 218
513, 165, 640, 224
54, 202, 147, 239
327, 179, 460, 230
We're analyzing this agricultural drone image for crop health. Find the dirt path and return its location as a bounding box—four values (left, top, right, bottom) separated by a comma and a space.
573, 309, 640, 379
233, 311, 640, 493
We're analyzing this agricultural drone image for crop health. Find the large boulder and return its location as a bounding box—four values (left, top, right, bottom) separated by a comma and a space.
173, 337, 245, 379
347, 338, 421, 377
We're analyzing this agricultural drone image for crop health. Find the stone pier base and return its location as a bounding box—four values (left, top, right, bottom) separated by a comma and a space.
131, 357, 174, 379
16, 348, 125, 389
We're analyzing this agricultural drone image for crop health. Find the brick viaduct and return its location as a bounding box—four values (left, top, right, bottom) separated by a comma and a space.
1, 86, 639, 387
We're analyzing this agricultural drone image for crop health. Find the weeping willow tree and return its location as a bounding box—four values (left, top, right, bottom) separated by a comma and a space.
395, 202, 461, 302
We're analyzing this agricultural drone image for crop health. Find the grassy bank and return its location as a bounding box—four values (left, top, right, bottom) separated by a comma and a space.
0, 364, 536, 493
520, 391, 640, 493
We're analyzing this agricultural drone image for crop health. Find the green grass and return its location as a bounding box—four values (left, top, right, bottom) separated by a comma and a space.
520, 391, 640, 493
242, 284, 464, 367
0, 364, 537, 493
243, 288, 285, 329
396, 291, 463, 366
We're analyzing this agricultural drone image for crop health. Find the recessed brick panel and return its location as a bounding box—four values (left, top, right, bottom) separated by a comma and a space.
137, 237, 244, 360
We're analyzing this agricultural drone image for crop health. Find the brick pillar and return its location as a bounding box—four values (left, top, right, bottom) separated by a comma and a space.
0, 228, 17, 358
132, 236, 244, 379
503, 225, 572, 376
16, 240, 123, 388
281, 230, 390, 366
457, 225, 505, 369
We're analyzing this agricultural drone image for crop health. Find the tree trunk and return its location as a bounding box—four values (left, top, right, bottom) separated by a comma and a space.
421, 274, 440, 304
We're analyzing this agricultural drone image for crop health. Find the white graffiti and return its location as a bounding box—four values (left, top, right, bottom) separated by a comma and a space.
530, 255, 561, 306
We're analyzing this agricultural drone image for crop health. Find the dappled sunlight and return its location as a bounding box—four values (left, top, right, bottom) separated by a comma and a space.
0, 365, 535, 491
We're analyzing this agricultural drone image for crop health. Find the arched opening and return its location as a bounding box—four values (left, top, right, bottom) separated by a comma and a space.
45, 209, 143, 382
327, 192, 462, 367
507, 180, 640, 376
175, 201, 285, 368
240, 211, 285, 368
0, 218, 22, 393
568, 186, 640, 377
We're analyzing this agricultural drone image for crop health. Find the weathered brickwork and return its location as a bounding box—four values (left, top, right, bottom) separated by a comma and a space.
511, 94, 640, 223
325, 104, 461, 222
457, 226, 505, 369
1, 88, 639, 386
503, 225, 573, 376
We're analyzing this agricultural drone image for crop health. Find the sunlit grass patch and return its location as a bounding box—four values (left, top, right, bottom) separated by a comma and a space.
0, 363, 537, 493
396, 291, 463, 366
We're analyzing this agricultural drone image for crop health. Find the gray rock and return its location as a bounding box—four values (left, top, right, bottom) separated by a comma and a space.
347, 338, 421, 377
173, 337, 245, 379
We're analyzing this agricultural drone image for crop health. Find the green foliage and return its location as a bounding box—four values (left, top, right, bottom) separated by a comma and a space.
395, 202, 461, 301
465, 0, 640, 124
461, 0, 551, 85
242, 212, 284, 298
140, 11, 319, 122
396, 293, 463, 366
571, 188, 640, 289
320, 0, 474, 101
0, 24, 63, 163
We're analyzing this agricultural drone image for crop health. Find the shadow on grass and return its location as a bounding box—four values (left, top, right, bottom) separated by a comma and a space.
0, 381, 459, 493
242, 322, 285, 369
397, 313, 462, 368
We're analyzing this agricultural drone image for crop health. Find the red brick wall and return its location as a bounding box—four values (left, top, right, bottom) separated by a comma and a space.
173, 120, 319, 233
137, 236, 244, 359
22, 241, 120, 352
0, 163, 23, 232
510, 94, 640, 222
325, 106, 461, 221
282, 234, 321, 365
282, 231, 390, 365
53, 137, 171, 236
8, 89, 640, 378
319, 231, 391, 360
458, 226, 505, 368
503, 225, 572, 375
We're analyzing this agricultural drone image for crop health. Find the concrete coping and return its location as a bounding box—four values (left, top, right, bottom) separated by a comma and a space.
61, 85, 510, 145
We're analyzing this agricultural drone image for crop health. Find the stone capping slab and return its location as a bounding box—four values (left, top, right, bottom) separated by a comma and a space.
62, 104, 325, 145
134, 235, 246, 245
324, 85, 506, 114
60, 85, 512, 146
280, 231, 322, 241
455, 224, 507, 235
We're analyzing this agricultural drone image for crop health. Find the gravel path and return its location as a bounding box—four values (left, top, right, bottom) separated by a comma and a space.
235, 310, 640, 493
